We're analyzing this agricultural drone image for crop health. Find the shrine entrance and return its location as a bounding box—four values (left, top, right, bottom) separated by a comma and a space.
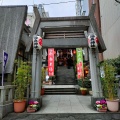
29, 4, 106, 99
55, 48, 75, 85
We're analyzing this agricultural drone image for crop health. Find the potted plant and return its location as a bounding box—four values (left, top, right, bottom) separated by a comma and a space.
80, 87, 87, 95
13, 60, 31, 113
100, 60, 119, 112
95, 99, 107, 112
78, 78, 88, 95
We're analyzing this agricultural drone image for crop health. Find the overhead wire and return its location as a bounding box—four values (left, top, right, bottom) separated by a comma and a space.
42, 1, 76, 5
27, 0, 76, 7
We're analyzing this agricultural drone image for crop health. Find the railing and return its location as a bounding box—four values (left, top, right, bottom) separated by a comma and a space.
0, 85, 15, 105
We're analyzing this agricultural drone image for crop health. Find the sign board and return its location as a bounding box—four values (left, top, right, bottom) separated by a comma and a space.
48, 48, 54, 76
2, 51, 8, 86
76, 48, 84, 79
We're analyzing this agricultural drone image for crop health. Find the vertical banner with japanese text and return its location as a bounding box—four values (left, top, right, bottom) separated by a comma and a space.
76, 48, 84, 79
48, 48, 54, 76
2, 51, 8, 86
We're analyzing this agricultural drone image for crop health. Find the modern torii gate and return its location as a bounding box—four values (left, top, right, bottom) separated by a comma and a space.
26, 4, 106, 104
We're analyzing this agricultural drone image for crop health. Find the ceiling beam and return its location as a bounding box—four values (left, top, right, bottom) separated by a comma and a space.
42, 26, 88, 32
43, 38, 88, 48
40, 20, 90, 29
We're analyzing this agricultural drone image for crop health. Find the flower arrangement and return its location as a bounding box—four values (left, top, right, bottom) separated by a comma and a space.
95, 99, 107, 112
27, 100, 40, 113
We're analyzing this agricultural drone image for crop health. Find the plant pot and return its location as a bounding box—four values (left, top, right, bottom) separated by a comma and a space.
13, 100, 26, 113
106, 99, 119, 112
80, 88, 87, 95
98, 109, 107, 112
81, 90, 87, 95
41, 88, 45, 95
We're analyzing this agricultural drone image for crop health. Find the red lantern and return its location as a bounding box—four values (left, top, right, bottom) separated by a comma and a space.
54, 50, 56, 55
73, 50, 76, 54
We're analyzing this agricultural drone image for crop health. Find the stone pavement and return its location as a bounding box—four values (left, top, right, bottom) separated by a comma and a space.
36, 95, 96, 113
2, 113, 120, 120
2, 95, 120, 120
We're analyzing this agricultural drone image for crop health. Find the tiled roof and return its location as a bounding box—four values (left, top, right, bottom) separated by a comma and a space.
0, 6, 27, 74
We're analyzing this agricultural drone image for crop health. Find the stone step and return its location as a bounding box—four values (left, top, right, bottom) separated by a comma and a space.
44, 88, 77, 95
45, 91, 76, 95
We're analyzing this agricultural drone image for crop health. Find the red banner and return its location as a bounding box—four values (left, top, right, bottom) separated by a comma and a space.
48, 48, 54, 76
77, 62, 83, 79
76, 48, 84, 79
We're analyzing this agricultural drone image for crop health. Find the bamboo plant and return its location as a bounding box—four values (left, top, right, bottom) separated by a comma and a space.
101, 60, 118, 100
13, 60, 32, 101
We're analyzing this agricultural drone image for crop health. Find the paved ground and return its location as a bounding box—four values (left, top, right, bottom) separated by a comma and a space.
36, 95, 96, 113
2, 95, 120, 120
3, 113, 120, 120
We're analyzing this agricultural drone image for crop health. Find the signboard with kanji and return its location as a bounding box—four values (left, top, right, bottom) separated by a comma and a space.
2, 51, 8, 86
76, 48, 84, 79
48, 48, 54, 76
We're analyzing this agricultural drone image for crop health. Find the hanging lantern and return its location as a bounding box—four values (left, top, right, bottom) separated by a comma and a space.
33, 35, 42, 50
88, 34, 98, 48
73, 49, 76, 54
54, 50, 56, 55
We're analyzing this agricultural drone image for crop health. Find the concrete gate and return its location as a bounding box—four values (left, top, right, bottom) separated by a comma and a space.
26, 4, 106, 105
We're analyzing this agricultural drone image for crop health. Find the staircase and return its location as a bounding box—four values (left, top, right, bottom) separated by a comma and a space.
43, 66, 78, 95
43, 85, 78, 95
55, 66, 76, 85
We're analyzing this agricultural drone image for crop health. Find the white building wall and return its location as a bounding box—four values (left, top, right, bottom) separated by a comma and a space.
100, 0, 120, 59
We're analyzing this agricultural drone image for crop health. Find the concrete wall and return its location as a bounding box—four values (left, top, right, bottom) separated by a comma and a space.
100, 0, 120, 59
0, 102, 13, 119
25, 13, 35, 27
0, 6, 27, 74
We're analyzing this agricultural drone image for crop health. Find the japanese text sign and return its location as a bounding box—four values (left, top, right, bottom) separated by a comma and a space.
76, 48, 84, 79
48, 48, 54, 76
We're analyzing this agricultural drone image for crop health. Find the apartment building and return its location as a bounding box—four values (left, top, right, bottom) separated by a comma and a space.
99, 0, 120, 59
88, 0, 120, 59
75, 0, 89, 16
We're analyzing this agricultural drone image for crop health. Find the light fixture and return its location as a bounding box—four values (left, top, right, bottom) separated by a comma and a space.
54, 50, 56, 55
73, 49, 76, 54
